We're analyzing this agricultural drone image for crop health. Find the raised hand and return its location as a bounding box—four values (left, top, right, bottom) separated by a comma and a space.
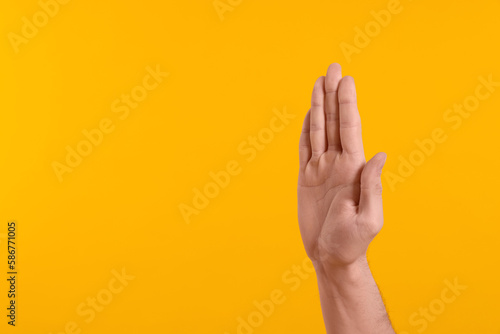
297, 63, 387, 269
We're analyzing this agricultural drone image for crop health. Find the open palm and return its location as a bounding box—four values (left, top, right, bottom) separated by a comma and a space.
298, 63, 387, 268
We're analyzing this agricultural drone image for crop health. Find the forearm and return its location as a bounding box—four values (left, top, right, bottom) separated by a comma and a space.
314, 256, 395, 334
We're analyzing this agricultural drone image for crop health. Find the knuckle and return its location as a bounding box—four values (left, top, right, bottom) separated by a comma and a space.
339, 120, 361, 128
373, 182, 383, 196
309, 123, 324, 132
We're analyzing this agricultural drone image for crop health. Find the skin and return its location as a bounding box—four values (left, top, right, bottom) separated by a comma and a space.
298, 63, 396, 334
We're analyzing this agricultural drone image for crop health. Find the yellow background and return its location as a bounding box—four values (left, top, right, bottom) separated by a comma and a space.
1, 0, 499, 333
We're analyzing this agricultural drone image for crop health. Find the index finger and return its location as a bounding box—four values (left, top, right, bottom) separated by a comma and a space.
338, 76, 364, 156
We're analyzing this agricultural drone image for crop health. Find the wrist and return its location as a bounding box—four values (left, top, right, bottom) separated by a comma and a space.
313, 254, 368, 276
313, 256, 371, 296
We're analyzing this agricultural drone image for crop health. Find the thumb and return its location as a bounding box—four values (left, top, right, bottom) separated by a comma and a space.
358, 152, 387, 223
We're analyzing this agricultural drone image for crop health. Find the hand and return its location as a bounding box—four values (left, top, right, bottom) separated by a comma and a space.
297, 63, 387, 270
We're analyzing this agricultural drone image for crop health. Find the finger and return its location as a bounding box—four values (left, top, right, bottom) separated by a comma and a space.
325, 63, 342, 151
338, 76, 364, 155
299, 110, 311, 168
358, 152, 387, 229
310, 76, 326, 159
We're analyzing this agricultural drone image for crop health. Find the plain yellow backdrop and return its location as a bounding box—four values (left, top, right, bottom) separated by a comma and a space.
1, 0, 499, 333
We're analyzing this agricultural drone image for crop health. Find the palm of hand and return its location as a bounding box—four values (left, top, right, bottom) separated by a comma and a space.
298, 64, 387, 268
